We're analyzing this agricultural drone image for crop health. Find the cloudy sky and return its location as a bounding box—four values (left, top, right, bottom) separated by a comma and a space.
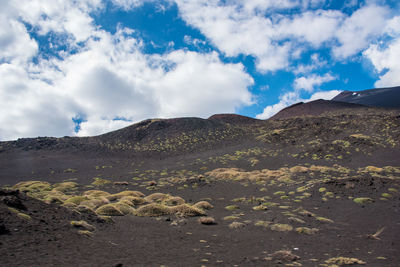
1, 0, 399, 140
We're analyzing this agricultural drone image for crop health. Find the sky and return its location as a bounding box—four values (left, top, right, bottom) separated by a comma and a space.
1, 0, 400, 141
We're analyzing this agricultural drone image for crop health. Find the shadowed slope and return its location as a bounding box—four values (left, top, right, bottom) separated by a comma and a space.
332, 86, 400, 108
270, 99, 368, 120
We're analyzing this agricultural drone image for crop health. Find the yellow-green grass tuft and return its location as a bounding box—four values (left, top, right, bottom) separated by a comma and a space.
95, 204, 124, 216
223, 215, 240, 221
8, 207, 31, 220
91, 178, 111, 186
170, 204, 206, 217
82, 190, 111, 198
135, 203, 171, 217
353, 197, 373, 204
164, 196, 185, 206
254, 220, 271, 228
64, 196, 90, 205
316, 216, 334, 223
119, 196, 146, 206
228, 222, 245, 229
53, 182, 78, 192
79, 197, 110, 209
325, 257, 366, 265
109, 190, 145, 200
295, 227, 318, 235
143, 193, 169, 203
253, 205, 268, 211
113, 203, 135, 215
12, 181, 51, 194
270, 223, 293, 232
225, 205, 239, 211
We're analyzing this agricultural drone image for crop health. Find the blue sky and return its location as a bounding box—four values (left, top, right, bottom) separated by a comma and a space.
1, 0, 400, 140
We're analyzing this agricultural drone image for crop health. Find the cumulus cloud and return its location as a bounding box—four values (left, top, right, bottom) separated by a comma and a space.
175, 1, 395, 72
364, 38, 400, 87
333, 4, 390, 59
256, 89, 341, 119
294, 73, 336, 92
0, 1, 254, 140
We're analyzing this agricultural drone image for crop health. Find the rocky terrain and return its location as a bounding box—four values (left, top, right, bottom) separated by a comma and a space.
1, 88, 400, 266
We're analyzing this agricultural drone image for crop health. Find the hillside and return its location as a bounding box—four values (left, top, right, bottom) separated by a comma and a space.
332, 86, 400, 108
1, 106, 400, 266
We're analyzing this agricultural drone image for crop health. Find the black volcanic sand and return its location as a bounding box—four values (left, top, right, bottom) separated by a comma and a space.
1, 109, 400, 266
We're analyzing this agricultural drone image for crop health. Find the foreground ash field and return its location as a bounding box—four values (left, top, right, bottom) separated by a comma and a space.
1, 90, 400, 266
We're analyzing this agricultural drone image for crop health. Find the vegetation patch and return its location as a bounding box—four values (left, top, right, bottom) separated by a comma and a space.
193, 201, 214, 210
353, 197, 373, 204
228, 222, 245, 229
95, 204, 124, 216
135, 203, 171, 217
270, 223, 293, 232
295, 227, 318, 235
325, 257, 366, 265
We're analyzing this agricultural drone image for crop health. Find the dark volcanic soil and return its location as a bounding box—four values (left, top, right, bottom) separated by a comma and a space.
1, 109, 400, 266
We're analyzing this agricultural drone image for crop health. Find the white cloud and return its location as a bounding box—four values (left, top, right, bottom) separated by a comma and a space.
175, 1, 396, 72
293, 73, 336, 92
256, 89, 341, 119
0, 15, 38, 63
364, 37, 400, 87
0, 2, 254, 140
333, 4, 390, 59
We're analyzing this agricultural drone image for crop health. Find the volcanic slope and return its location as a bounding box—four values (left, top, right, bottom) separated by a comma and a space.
332, 86, 400, 108
1, 108, 400, 266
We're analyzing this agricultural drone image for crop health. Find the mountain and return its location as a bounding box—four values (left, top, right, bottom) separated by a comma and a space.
332, 86, 400, 108
1, 93, 400, 266
270, 99, 368, 120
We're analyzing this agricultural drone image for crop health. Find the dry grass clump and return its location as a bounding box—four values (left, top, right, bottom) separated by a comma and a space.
113, 203, 135, 215
64, 196, 90, 205
267, 250, 300, 262
289, 166, 308, 173
225, 205, 239, 211
135, 203, 171, 217
295, 227, 318, 235
143, 193, 169, 203
52, 182, 78, 192
83, 190, 111, 198
198, 217, 216, 225
95, 204, 124, 216
119, 196, 146, 206
270, 223, 293, 232
228, 222, 245, 229
254, 220, 271, 228
224, 215, 240, 221
70, 220, 95, 231
193, 201, 213, 210
79, 197, 110, 209
316, 216, 334, 223
170, 204, 205, 217
91, 178, 112, 186
12, 181, 51, 197
364, 166, 384, 173
164, 196, 185, 206
8, 207, 31, 220
110, 190, 145, 200
325, 257, 366, 265
353, 197, 373, 204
